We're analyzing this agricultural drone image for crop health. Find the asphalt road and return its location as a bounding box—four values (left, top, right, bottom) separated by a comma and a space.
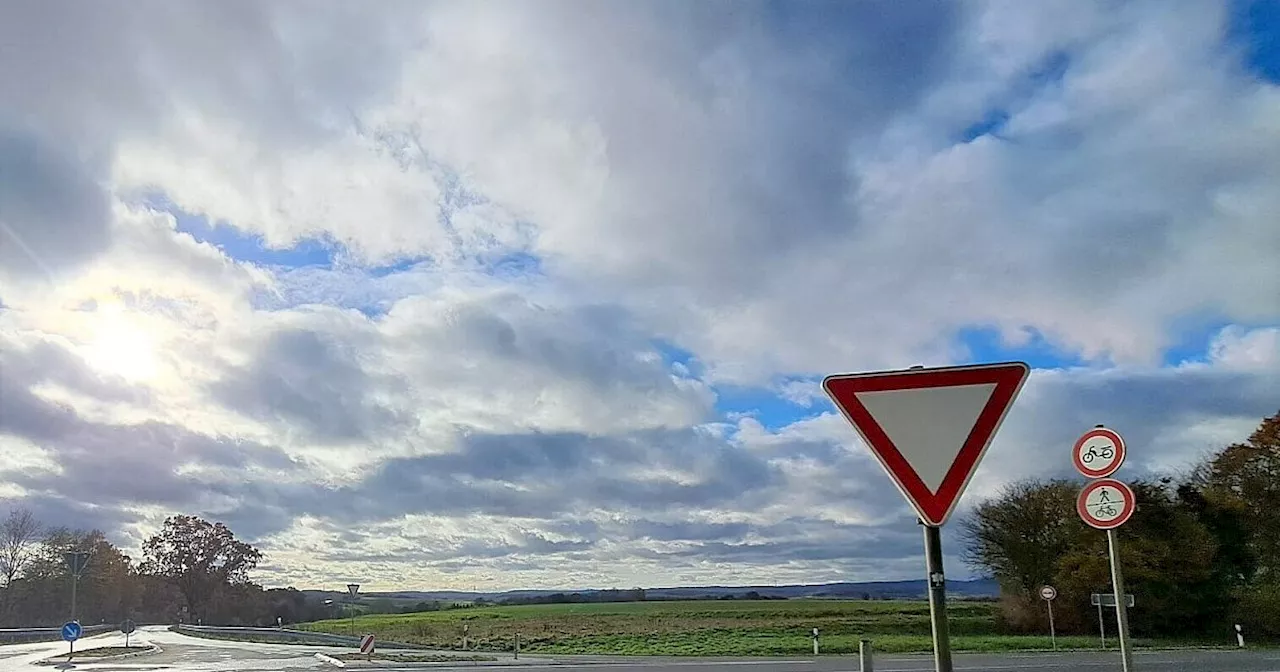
0, 627, 1276, 672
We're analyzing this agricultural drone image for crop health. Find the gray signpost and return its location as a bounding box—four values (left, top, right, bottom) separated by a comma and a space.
1074, 426, 1135, 672
1039, 586, 1058, 651
121, 619, 137, 648
824, 362, 1031, 672
346, 583, 360, 636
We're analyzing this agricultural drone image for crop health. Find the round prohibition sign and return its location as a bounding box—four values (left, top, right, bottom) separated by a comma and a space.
1039, 585, 1057, 601
1077, 478, 1135, 530
1072, 427, 1126, 479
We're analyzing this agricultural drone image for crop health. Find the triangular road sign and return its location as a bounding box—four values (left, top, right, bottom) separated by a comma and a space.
822, 362, 1030, 526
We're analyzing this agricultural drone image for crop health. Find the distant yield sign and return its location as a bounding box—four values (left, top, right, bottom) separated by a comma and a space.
823, 362, 1030, 526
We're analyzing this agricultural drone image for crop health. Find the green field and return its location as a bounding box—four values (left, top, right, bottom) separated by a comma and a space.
299, 599, 1158, 655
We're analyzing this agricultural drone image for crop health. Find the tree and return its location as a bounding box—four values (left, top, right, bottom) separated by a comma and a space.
1204, 411, 1280, 580
1203, 410, 1280, 635
141, 515, 262, 622
960, 479, 1084, 597
0, 508, 41, 617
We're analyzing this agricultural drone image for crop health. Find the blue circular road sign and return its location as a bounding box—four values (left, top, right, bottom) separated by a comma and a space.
61, 621, 81, 642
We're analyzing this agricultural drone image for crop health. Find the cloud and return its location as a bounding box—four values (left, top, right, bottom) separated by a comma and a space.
0, 0, 1275, 592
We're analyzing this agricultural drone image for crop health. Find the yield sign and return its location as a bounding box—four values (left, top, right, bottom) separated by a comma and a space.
823, 362, 1030, 526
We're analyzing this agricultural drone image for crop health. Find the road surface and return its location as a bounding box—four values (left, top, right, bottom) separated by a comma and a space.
0, 626, 1275, 671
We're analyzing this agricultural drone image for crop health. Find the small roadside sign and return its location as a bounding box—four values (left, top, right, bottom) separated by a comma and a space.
1092, 593, 1136, 608
347, 583, 360, 597
359, 634, 375, 655
1040, 586, 1058, 651
1077, 478, 1136, 530
1073, 427, 1126, 479
61, 621, 81, 642
121, 619, 136, 647
822, 361, 1030, 526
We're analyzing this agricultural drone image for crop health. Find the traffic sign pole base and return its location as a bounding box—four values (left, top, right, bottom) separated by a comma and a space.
923, 524, 953, 672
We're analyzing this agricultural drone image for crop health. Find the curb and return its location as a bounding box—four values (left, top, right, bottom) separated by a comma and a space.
34, 643, 162, 666
316, 652, 348, 668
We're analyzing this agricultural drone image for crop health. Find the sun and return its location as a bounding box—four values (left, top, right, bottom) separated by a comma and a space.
80, 301, 162, 383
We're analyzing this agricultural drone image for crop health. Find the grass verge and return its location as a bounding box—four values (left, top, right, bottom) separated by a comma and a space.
300, 599, 1174, 655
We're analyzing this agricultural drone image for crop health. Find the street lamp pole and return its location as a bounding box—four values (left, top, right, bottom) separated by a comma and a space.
62, 551, 91, 622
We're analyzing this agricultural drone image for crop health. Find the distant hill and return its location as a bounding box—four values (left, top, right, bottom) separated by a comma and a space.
301, 578, 999, 605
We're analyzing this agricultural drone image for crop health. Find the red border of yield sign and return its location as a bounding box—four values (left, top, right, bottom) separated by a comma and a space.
1072, 427, 1126, 479
822, 361, 1030, 526
1076, 478, 1136, 530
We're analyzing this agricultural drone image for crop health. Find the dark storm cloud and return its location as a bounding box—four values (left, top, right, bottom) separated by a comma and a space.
0, 129, 112, 280
523, 1, 966, 296
211, 326, 411, 443
0, 337, 300, 537
282, 428, 782, 526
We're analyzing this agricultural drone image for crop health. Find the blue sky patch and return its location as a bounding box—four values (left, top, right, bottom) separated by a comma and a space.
1230, 0, 1280, 82
148, 195, 336, 269
959, 109, 1010, 143
954, 325, 1085, 370
715, 384, 823, 431
652, 339, 701, 377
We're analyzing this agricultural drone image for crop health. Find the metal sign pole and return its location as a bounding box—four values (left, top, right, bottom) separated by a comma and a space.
1107, 530, 1133, 672
923, 524, 953, 672
1097, 599, 1106, 649
1047, 600, 1056, 651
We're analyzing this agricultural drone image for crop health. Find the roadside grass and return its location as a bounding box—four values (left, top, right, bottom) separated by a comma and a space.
301, 599, 1146, 655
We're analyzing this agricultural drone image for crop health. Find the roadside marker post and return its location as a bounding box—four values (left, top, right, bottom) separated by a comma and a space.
859, 639, 874, 672
1235, 624, 1245, 648
824, 361, 1030, 672
1039, 586, 1057, 650
1074, 426, 1135, 672
812, 627, 819, 655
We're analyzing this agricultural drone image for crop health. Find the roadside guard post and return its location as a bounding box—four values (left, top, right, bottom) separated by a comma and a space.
825, 362, 1031, 672
1073, 425, 1135, 672
859, 639, 874, 672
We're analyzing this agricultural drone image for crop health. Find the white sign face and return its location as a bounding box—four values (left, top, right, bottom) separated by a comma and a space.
1072, 427, 1125, 479
1040, 585, 1057, 601
1076, 478, 1135, 530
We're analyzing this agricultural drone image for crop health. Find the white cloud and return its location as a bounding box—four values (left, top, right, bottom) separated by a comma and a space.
0, 0, 1276, 591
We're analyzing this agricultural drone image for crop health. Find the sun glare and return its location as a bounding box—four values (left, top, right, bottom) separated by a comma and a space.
81, 301, 162, 383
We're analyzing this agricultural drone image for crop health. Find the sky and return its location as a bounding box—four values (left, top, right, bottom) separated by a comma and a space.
0, 0, 1277, 593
